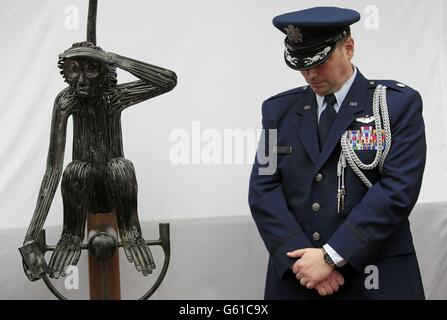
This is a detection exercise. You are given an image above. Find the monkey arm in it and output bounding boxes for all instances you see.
[24,90,73,244]
[59,47,177,110]
[109,53,177,111]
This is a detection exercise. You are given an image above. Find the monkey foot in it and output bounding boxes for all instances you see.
[121,230,156,276]
[48,233,82,279]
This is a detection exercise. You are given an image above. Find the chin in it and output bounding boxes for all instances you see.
[76,90,96,99]
[311,87,329,96]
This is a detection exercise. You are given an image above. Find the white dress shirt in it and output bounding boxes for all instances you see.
[316,66,357,121]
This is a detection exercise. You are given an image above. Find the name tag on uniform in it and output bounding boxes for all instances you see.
[348,126,386,150]
[274,146,293,154]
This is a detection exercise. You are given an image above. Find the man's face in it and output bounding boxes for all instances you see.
[63,58,104,98]
[300,37,355,96]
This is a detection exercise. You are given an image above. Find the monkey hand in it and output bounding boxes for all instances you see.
[48,233,82,279]
[19,239,46,281]
[119,226,156,276]
[59,47,114,64]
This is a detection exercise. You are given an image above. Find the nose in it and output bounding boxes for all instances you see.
[78,72,87,87]
[303,67,318,79]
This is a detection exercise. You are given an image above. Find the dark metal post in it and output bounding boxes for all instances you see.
[87,0,98,45]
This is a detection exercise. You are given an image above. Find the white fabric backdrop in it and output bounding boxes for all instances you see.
[1,0,446,229]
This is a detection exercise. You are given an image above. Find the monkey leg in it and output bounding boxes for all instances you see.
[104,157,155,276]
[48,160,94,279]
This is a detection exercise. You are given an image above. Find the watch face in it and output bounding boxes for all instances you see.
[323,251,335,265]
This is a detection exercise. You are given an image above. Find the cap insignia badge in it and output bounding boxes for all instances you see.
[285,25,303,44]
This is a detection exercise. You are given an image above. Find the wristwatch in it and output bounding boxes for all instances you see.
[322,247,335,266]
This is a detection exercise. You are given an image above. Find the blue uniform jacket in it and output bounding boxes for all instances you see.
[249,70,426,299]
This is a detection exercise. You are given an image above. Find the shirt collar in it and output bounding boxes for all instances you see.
[315,65,357,109]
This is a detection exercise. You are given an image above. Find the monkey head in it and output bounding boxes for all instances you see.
[58,41,117,99]
[63,58,104,98]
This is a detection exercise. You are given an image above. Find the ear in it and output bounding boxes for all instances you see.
[343,37,355,61]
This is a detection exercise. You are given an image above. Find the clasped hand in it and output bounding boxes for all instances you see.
[287,248,344,296]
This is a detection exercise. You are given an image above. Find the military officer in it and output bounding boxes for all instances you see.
[249,7,426,299]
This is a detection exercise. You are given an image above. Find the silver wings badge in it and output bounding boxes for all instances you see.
[355,116,375,124]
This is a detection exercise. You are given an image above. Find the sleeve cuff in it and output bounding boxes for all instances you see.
[271,231,314,279]
[323,243,347,267]
[327,221,376,272]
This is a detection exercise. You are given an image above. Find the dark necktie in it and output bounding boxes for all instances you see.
[318,93,337,149]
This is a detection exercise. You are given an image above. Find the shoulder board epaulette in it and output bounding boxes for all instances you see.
[265,85,309,102]
[367,80,414,93]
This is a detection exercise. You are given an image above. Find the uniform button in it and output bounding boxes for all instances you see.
[312,232,320,241]
[312,202,321,212]
[314,173,323,182]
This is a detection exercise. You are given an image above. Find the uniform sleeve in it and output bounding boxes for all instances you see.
[249,101,314,279]
[327,90,426,272]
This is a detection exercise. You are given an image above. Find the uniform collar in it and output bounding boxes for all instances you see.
[315,65,357,109]
[294,68,368,167]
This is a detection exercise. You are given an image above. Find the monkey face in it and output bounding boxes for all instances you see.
[63,58,105,98]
